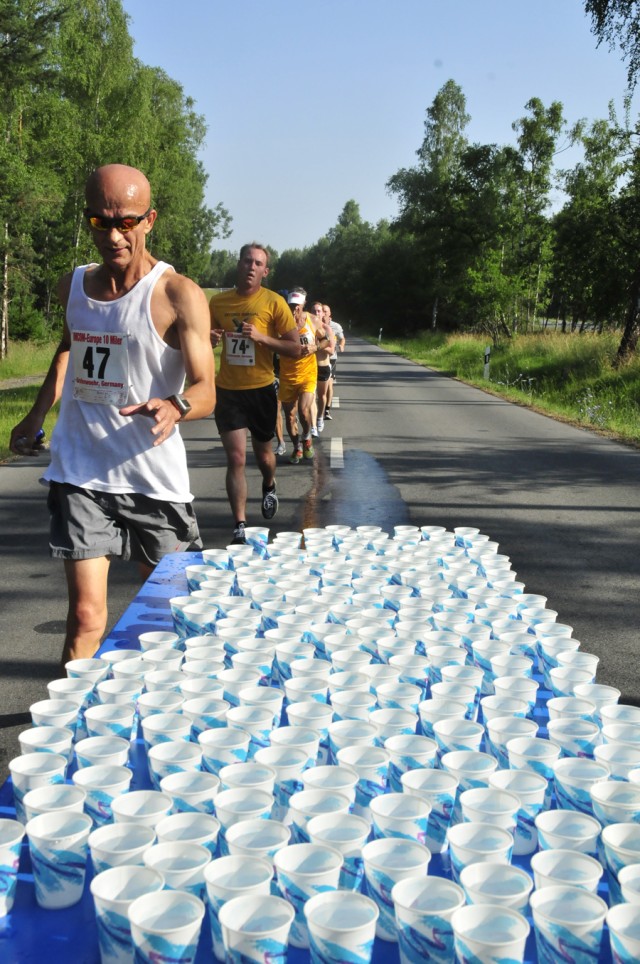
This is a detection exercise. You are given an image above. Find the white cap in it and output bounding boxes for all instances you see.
[287,292,305,305]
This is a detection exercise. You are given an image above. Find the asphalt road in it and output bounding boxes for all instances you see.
[1,336,639,778]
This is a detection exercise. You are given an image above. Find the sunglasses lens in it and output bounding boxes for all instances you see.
[86,213,146,232]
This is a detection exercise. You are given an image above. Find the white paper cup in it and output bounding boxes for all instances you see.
[307,811,371,892]
[601,822,640,904]
[618,863,640,904]
[25,810,92,908]
[225,817,290,862]
[603,722,640,750]
[488,768,548,855]
[446,822,513,883]
[96,677,142,707]
[301,763,359,806]
[65,656,110,684]
[594,742,640,781]
[607,902,640,963]
[218,894,294,964]
[9,751,67,823]
[253,745,307,820]
[138,630,180,651]
[553,757,610,814]
[110,790,173,828]
[336,745,389,817]
[22,783,86,822]
[29,697,81,732]
[479,695,529,724]
[155,811,220,856]
[71,763,132,827]
[273,842,342,947]
[84,702,136,741]
[270,725,320,769]
[88,822,156,875]
[459,786,519,835]
[370,791,431,844]
[417,697,467,740]
[535,809,601,854]
[90,864,165,964]
[392,874,464,964]
[305,890,379,964]
[400,768,458,854]
[547,718,601,758]
[432,717,484,757]
[214,787,273,854]
[142,669,184,692]
[362,837,431,942]
[143,840,211,896]
[237,685,283,726]
[74,735,130,769]
[384,734,437,792]
[530,847,604,892]
[140,711,191,750]
[287,788,351,844]
[128,889,205,964]
[485,715,538,768]
[18,725,74,762]
[506,735,561,785]
[590,779,640,828]
[219,761,277,795]
[198,726,250,775]
[226,704,274,758]
[159,770,220,815]
[451,903,530,964]
[530,884,607,963]
[0,818,25,916]
[459,861,533,914]
[204,854,273,959]
[137,690,185,720]
[147,739,203,789]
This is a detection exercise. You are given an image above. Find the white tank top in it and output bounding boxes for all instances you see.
[44,261,193,502]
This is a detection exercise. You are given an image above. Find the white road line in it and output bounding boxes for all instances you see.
[332,397,340,409]
[330,436,344,469]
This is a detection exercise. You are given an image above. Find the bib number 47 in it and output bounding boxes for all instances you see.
[82,345,110,379]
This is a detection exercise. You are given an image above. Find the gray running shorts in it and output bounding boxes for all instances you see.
[47,482,202,566]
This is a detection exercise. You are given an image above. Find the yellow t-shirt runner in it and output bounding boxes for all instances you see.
[210,287,296,390]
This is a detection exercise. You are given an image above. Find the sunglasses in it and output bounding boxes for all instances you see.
[84,206,152,232]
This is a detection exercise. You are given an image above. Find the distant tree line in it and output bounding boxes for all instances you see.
[205,76,640,365]
[0,0,230,356]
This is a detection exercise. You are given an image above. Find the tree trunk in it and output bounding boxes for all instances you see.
[1,222,8,360]
[616,262,640,365]
[431,296,438,330]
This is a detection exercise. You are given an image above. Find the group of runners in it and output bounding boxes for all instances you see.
[9,165,347,665]
[210,245,346,544]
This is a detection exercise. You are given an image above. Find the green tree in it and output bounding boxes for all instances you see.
[586,0,640,89]
[387,80,471,330]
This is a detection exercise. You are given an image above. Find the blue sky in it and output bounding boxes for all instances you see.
[122,0,635,255]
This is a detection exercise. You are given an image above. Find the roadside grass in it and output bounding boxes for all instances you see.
[375,330,640,447]
[0,341,59,461]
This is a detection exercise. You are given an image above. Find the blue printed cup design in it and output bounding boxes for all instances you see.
[553,759,610,816]
[602,824,640,905]
[530,885,607,964]
[204,856,273,959]
[9,752,67,824]
[392,877,465,964]
[218,894,295,964]
[446,823,513,885]
[274,843,342,948]
[198,729,250,775]
[0,819,25,917]
[26,811,92,909]
[91,865,164,964]
[305,891,378,964]
[452,904,530,964]
[607,904,640,964]
[128,890,205,964]
[362,838,432,942]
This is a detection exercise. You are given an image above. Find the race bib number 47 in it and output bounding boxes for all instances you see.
[71,330,129,405]
[224,330,255,366]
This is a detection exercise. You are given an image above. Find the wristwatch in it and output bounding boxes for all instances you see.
[166,394,192,420]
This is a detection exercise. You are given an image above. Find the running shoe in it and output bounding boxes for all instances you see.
[311,426,318,437]
[290,448,303,464]
[275,441,286,456]
[231,522,247,545]
[317,417,324,433]
[303,439,314,459]
[324,410,332,420]
[261,484,278,520]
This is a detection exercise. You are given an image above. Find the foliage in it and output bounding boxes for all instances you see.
[0,0,230,355]
[586,0,640,89]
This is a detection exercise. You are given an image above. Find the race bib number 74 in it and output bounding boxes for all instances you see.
[224,330,255,366]
[71,330,129,405]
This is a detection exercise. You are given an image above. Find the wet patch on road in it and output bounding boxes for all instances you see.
[301,447,410,532]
